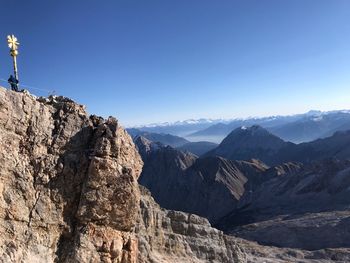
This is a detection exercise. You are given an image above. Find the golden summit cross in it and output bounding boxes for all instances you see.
[7,35,19,51]
[7,34,20,81]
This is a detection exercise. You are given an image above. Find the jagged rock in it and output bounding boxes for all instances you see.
[135,186,247,263]
[0,87,142,262]
[134,136,163,158]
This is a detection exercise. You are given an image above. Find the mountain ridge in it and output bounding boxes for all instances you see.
[205,125,350,165]
[127,128,189,147]
[186,110,350,143]
[177,141,218,156]
[205,125,292,164]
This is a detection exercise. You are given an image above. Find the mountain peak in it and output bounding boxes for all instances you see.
[134,135,163,158]
[239,124,267,133]
[222,125,283,145]
[205,125,289,164]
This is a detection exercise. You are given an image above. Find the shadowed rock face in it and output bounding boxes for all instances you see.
[136,136,267,223]
[0,87,143,262]
[217,159,350,250]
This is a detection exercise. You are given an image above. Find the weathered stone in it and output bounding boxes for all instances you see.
[135,186,247,263]
[0,87,142,262]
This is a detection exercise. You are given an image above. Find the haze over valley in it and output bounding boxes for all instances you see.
[130,109,350,145]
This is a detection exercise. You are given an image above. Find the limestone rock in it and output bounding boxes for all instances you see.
[0,87,142,262]
[135,186,247,263]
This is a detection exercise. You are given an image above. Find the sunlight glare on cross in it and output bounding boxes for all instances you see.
[7,35,19,51]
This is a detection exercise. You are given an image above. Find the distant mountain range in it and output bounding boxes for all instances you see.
[269,110,350,143]
[132,118,230,137]
[127,128,218,155]
[131,110,350,144]
[190,110,350,143]
[134,126,350,250]
[206,125,350,165]
[188,115,301,142]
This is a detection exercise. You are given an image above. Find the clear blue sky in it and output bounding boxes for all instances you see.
[1,0,350,126]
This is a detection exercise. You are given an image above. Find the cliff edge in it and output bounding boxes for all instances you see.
[0,87,142,262]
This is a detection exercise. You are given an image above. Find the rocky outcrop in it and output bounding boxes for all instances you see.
[134,136,163,158]
[136,187,246,263]
[0,87,143,262]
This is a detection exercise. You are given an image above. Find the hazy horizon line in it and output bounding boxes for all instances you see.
[126,108,350,128]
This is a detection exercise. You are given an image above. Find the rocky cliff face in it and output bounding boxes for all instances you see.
[136,186,246,263]
[0,87,142,262]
